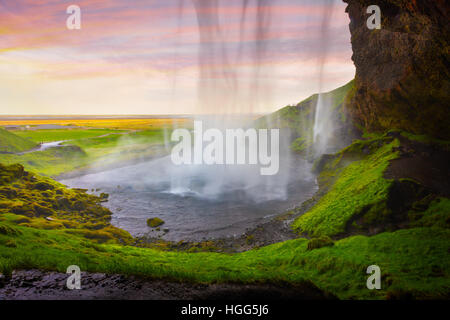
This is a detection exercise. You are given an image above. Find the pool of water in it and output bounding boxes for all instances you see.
[60,155,317,241]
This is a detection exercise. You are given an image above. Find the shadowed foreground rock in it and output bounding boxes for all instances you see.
[0,270,335,300]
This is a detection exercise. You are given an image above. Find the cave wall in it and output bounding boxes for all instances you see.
[343,0,449,139]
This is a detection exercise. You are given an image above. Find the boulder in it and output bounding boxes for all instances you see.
[147,217,165,228]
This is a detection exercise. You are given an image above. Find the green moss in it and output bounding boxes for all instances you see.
[409,197,450,229]
[292,138,400,237]
[0,157,448,299]
[400,131,450,149]
[0,224,21,236]
[245,235,255,245]
[291,137,312,154]
[0,217,448,299]
[307,236,334,250]
[0,163,132,244]
[147,217,165,228]
[0,117,449,300]
[4,239,17,248]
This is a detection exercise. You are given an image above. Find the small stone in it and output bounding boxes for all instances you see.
[146,217,165,228]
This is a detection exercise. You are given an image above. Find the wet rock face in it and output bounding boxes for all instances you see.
[343,0,450,139]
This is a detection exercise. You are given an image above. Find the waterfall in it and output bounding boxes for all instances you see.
[313,93,334,157]
[312,0,336,158]
[165,0,294,201]
[164,0,340,200]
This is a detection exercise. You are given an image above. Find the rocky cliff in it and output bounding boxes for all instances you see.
[343,0,449,139]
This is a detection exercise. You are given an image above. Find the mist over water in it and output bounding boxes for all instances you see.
[169,0,290,202]
[60,155,316,240]
[61,0,344,240]
[168,0,339,199]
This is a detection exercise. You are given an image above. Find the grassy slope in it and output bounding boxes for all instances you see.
[0,128,37,153]
[255,80,355,156]
[1,214,448,300]
[0,147,89,177]
[0,138,449,299]
[292,138,399,236]
[0,128,169,177]
[292,132,450,238]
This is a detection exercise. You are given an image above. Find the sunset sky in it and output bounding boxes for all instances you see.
[0,0,355,115]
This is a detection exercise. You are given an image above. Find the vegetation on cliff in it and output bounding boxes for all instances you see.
[293,136,399,237]
[293,132,449,239]
[0,163,132,244]
[255,80,357,158]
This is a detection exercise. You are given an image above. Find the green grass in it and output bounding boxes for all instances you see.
[0,131,449,299]
[292,138,400,237]
[0,146,88,177]
[0,214,448,299]
[0,128,170,177]
[68,129,166,151]
[14,128,124,143]
[64,128,169,172]
[0,128,37,153]
[1,103,449,299]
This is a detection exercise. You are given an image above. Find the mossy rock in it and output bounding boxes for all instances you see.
[33,204,54,217]
[0,163,24,184]
[0,224,21,236]
[99,193,109,202]
[11,204,35,217]
[56,197,71,209]
[147,217,165,228]
[0,186,17,198]
[72,200,86,211]
[33,181,54,191]
[307,236,334,251]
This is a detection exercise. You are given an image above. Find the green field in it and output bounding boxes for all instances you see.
[14,128,124,143]
[0,128,170,177]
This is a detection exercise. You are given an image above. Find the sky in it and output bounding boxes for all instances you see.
[0,0,355,115]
